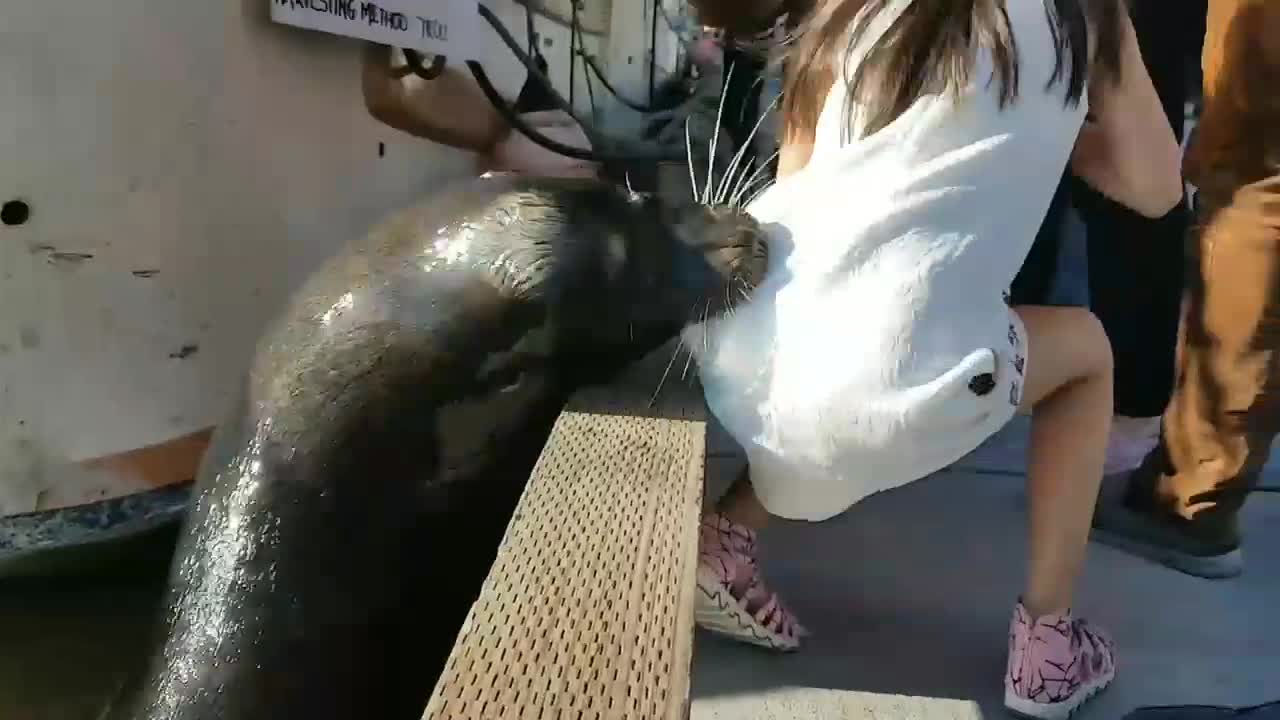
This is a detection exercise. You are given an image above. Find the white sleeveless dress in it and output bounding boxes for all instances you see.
[691,0,1089,522]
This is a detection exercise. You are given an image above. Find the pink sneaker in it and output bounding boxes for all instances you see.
[694,513,806,651]
[1005,602,1116,719]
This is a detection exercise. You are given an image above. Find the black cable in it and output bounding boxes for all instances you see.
[472,4,685,160]
[568,0,578,110]
[403,50,446,80]
[514,0,558,113]
[584,61,597,118]
[402,4,686,164]
[475,2,619,155]
[577,49,687,113]
[524,0,536,54]
[475,5,583,121]
[571,18,597,118]
[465,60,683,163]
[518,0,690,115]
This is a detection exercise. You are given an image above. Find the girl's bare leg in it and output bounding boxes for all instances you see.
[716,468,771,529]
[714,306,1114,617]
[701,304,1118,691]
[1012,305,1113,617]
[1005,305,1116,719]
[694,465,803,650]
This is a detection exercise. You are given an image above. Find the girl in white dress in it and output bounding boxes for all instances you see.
[687,1,1182,717]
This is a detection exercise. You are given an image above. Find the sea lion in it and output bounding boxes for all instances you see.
[111,173,767,720]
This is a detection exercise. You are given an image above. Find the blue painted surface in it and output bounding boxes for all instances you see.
[0,484,191,572]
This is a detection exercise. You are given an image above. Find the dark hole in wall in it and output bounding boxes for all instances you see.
[2,200,31,226]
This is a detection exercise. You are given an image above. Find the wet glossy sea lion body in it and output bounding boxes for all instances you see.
[112,174,767,720]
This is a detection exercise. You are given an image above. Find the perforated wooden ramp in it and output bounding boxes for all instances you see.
[423,343,706,720]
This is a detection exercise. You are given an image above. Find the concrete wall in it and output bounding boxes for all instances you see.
[0,0,632,489]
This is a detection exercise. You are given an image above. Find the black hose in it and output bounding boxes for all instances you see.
[470,4,684,163]
[571,18,598,117]
[561,0,689,114]
[568,0,578,109]
[524,0,536,53]
[403,49,446,80]
[397,4,685,165]
[476,4,583,123]
[577,49,687,113]
[465,60,684,163]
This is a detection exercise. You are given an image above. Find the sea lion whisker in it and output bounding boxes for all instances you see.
[685,119,700,201]
[736,74,767,128]
[650,336,685,407]
[715,147,755,208]
[732,148,778,204]
[702,300,711,355]
[744,180,777,208]
[681,343,695,380]
[689,310,712,377]
[716,92,782,205]
[704,60,736,206]
[746,184,774,207]
[731,171,773,210]
[729,150,779,208]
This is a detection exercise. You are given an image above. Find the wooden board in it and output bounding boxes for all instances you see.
[424,343,705,719]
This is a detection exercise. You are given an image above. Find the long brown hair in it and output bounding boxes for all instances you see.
[780,0,1125,151]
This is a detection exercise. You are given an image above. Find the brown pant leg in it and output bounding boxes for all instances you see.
[1147,176,1280,537]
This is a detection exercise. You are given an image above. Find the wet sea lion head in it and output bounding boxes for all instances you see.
[499,181,769,367]
[108,176,771,720]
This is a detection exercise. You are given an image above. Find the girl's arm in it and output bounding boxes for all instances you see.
[1069,10,1184,219]
[360,43,509,153]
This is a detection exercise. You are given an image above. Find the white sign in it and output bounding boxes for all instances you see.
[270,0,482,59]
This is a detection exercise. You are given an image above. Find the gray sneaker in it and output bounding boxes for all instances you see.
[1090,473,1243,579]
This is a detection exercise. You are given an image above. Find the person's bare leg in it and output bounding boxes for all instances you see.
[716,467,771,530]
[1004,305,1117,719]
[695,464,803,650]
[1013,305,1114,618]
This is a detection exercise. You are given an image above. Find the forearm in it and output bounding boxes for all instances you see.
[360,43,507,153]
[1070,12,1183,218]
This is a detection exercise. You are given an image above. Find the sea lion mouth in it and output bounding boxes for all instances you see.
[682,206,770,325]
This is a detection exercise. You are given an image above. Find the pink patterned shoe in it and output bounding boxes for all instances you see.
[694,513,806,651]
[1005,601,1116,719]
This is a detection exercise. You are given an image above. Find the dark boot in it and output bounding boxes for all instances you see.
[1091,453,1243,579]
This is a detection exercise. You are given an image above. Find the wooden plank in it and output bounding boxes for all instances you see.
[424,342,705,720]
